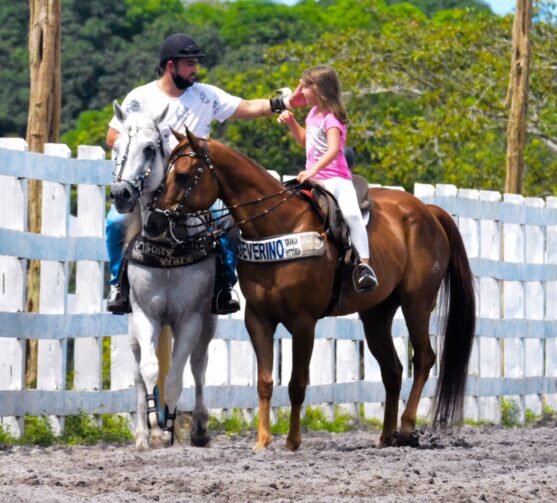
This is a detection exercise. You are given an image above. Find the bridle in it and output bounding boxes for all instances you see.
[113,124,165,196]
[154,138,306,237]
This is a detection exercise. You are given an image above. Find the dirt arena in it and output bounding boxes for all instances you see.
[1,423,556,502]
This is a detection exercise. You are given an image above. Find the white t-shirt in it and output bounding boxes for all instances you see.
[109,80,241,154]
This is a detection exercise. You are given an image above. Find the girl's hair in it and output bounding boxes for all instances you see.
[301,65,348,124]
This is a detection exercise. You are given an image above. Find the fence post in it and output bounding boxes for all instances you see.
[478,190,502,422]
[0,138,29,437]
[36,143,71,434]
[523,196,545,416]
[502,193,526,421]
[73,146,105,396]
[457,188,481,421]
[545,197,557,411]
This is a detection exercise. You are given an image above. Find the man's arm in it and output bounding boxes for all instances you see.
[106,127,119,150]
[229,81,306,120]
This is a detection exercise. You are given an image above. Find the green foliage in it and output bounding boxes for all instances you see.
[0,413,132,447]
[21,416,58,446]
[0,424,16,446]
[2,0,556,196]
[61,105,114,157]
[501,397,520,427]
[301,406,357,432]
[270,408,291,434]
[209,408,252,434]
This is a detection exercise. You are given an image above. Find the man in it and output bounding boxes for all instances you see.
[106,33,302,314]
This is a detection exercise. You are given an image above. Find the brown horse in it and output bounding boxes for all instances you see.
[155,129,476,451]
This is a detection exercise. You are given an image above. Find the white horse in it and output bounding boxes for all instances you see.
[110,101,217,449]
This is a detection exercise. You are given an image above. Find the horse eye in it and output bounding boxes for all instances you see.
[144,145,156,161]
[175,172,190,186]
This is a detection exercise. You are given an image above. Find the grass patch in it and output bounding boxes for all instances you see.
[301,406,357,433]
[209,408,251,435]
[270,408,290,435]
[0,413,132,447]
[501,397,520,427]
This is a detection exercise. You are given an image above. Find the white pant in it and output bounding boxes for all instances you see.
[317,177,370,260]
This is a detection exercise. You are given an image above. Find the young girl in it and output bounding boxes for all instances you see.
[278,65,378,292]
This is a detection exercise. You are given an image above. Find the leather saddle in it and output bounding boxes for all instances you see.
[286,174,373,258]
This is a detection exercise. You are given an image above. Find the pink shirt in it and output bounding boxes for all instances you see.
[305,107,351,180]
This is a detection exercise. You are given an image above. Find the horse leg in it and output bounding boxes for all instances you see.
[245,304,278,452]
[132,310,164,447]
[398,299,436,446]
[360,299,402,448]
[189,325,215,447]
[130,335,149,450]
[284,315,316,452]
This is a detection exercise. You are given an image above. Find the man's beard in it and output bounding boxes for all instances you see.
[171,71,196,90]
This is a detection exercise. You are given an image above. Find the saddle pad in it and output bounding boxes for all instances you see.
[237,232,325,262]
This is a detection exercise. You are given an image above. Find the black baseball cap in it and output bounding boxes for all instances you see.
[159,34,205,66]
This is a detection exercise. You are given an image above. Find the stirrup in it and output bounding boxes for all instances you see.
[107,286,131,314]
[211,288,241,315]
[352,263,378,293]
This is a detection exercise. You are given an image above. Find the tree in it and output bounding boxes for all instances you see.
[505,0,533,194]
[26,0,62,385]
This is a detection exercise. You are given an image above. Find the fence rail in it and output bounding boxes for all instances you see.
[1,139,556,437]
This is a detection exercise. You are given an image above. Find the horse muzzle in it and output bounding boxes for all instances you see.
[110,180,139,213]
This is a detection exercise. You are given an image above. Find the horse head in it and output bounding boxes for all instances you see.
[110,101,169,213]
[154,128,219,213]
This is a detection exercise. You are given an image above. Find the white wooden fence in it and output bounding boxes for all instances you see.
[0,140,556,437]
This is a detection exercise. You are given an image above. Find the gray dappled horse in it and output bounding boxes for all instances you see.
[110,102,217,449]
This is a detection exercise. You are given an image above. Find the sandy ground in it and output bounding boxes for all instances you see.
[0,424,556,503]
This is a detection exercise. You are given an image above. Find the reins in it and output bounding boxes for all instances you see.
[153,138,306,238]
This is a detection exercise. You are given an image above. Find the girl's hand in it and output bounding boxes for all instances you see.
[297,169,315,183]
[288,80,307,108]
[277,110,296,126]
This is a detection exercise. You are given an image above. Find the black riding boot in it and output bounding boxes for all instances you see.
[211,249,240,315]
[107,259,132,314]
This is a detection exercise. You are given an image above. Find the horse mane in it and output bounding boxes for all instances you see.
[210,139,286,190]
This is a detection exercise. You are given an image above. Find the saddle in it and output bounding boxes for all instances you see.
[286,174,373,258]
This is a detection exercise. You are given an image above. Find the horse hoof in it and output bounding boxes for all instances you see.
[396,430,420,448]
[285,437,301,452]
[378,432,398,448]
[190,432,211,447]
[252,435,272,453]
[135,435,149,451]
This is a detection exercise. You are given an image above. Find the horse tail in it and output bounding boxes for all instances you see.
[427,204,476,427]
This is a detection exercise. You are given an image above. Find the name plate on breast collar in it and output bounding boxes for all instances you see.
[237,232,325,263]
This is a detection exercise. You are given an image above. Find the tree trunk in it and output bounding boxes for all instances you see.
[25,0,62,386]
[505,0,533,194]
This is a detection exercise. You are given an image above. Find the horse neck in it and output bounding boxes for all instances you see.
[210,143,313,239]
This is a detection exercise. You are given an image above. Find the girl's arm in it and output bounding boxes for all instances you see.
[297,127,341,183]
[277,111,306,147]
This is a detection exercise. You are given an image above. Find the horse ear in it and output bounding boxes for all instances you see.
[113,100,126,123]
[185,127,202,153]
[171,128,186,143]
[153,104,170,126]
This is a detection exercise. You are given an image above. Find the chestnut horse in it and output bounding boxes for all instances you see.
[156,129,476,451]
